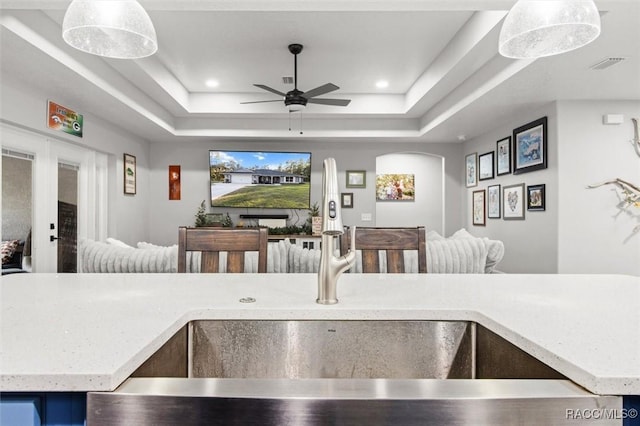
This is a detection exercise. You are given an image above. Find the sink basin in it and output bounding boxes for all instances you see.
[191,320,473,379]
[87,321,621,426]
[130,320,567,380]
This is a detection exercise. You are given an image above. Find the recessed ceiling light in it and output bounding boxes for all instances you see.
[205,79,219,88]
[375,80,389,89]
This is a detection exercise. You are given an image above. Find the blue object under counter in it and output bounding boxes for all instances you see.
[0,393,85,426]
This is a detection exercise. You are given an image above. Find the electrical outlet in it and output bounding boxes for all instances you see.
[361,213,372,221]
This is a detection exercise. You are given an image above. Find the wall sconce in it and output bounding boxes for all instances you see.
[499,0,601,59]
[62,0,158,59]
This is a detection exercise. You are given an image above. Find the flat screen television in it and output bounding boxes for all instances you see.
[209,150,311,209]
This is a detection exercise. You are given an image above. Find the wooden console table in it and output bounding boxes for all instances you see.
[267,234,322,249]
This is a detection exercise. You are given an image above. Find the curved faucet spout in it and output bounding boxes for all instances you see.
[317,228,356,305]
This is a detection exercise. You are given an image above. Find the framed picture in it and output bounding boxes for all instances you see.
[487,184,501,219]
[503,183,525,220]
[479,151,494,181]
[472,190,486,226]
[496,137,511,175]
[169,165,181,200]
[375,174,415,201]
[513,116,547,174]
[206,213,224,226]
[465,153,478,187]
[346,170,366,188]
[123,153,136,194]
[527,184,546,211]
[341,192,354,208]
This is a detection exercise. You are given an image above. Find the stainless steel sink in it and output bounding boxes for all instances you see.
[129,320,567,381]
[87,321,623,425]
[191,320,473,379]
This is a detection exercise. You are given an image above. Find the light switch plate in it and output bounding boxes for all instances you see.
[361,213,372,221]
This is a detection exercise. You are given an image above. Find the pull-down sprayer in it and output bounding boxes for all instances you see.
[317,158,356,304]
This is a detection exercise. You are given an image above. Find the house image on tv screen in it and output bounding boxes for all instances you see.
[223,168,306,185]
[209,150,312,209]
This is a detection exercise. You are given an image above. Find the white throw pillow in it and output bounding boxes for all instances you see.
[105,237,133,248]
[426,230,445,241]
[426,238,488,273]
[449,228,504,273]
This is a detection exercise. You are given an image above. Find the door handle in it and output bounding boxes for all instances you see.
[50,235,61,242]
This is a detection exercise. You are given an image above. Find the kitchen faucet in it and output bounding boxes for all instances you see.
[317,158,357,305]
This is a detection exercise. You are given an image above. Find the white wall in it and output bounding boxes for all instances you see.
[463,103,559,273]
[557,100,640,276]
[148,140,463,245]
[376,152,444,233]
[0,74,152,245]
[463,100,640,276]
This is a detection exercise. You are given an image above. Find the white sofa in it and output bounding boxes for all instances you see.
[78,229,504,274]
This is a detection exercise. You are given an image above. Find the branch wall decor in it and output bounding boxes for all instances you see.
[587,118,640,233]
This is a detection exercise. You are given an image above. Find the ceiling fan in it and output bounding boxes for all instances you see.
[241,43,351,112]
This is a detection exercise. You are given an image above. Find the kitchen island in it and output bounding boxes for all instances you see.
[1,273,639,424]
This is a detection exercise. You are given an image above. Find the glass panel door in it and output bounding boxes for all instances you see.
[1,150,34,272]
[57,162,79,273]
[2,123,108,272]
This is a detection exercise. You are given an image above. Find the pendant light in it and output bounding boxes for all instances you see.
[62,0,158,59]
[499,0,601,59]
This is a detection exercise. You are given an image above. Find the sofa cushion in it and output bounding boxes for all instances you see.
[426,238,488,273]
[79,240,176,273]
[450,228,505,273]
[80,238,291,273]
[1,240,19,265]
[288,243,322,273]
[106,238,133,248]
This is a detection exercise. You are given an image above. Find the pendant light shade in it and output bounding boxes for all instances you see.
[62,0,158,59]
[499,0,601,59]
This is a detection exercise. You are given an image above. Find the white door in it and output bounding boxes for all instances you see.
[47,146,85,273]
[1,123,107,272]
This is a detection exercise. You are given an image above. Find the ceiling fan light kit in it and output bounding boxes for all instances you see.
[499,0,601,59]
[242,43,351,111]
[62,0,158,59]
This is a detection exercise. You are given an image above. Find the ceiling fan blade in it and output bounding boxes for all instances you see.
[303,83,339,99]
[307,98,351,107]
[254,84,286,97]
[240,100,283,104]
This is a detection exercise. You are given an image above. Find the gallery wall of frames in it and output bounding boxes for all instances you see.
[465,116,548,226]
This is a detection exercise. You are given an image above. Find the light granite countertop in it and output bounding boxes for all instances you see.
[1,273,638,395]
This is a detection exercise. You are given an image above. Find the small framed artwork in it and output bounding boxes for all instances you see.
[527,184,546,211]
[479,151,495,181]
[341,192,354,208]
[123,153,136,195]
[503,183,525,220]
[346,170,366,188]
[496,137,511,175]
[487,184,501,219]
[465,153,478,188]
[375,174,415,201]
[513,116,548,174]
[169,165,181,200]
[206,213,224,226]
[472,190,486,226]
